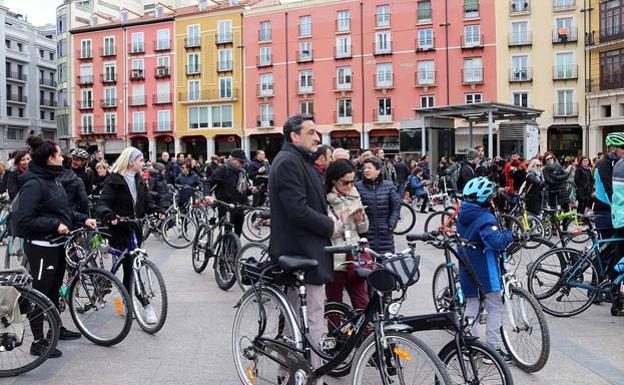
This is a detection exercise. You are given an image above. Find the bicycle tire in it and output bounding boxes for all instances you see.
[432,263,457,313]
[393,202,416,235]
[191,224,211,273]
[131,259,168,334]
[141,217,151,243]
[424,210,455,234]
[234,242,268,292]
[438,338,513,385]
[68,268,133,346]
[242,208,271,243]
[0,287,61,377]
[352,331,453,385]
[501,286,550,373]
[214,232,241,291]
[161,214,196,249]
[323,302,357,378]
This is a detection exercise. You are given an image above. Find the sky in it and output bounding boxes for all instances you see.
[3,0,61,26]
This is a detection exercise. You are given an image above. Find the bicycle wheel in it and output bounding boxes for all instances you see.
[191,224,211,273]
[500,285,550,373]
[512,214,546,247]
[393,202,416,235]
[438,339,513,385]
[235,242,268,292]
[505,237,555,280]
[214,232,241,291]
[161,214,196,249]
[141,217,151,243]
[131,259,168,334]
[68,268,133,346]
[432,263,457,313]
[424,210,456,233]
[352,331,453,385]
[323,302,357,378]
[232,287,297,385]
[0,286,61,377]
[527,248,598,317]
[242,208,271,243]
[563,217,591,245]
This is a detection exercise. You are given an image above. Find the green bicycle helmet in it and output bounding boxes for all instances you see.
[606,132,624,148]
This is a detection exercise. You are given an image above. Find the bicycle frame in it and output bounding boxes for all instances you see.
[563,237,624,293]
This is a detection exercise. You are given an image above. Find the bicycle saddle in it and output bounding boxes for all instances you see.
[278,256,318,273]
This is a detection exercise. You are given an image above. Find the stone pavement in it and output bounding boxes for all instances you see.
[1,220,624,385]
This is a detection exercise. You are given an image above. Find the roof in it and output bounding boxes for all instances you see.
[413,102,543,123]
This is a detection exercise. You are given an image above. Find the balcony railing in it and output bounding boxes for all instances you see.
[185,65,200,76]
[297,50,314,63]
[256,114,275,128]
[415,70,436,86]
[100,47,116,57]
[100,98,118,108]
[129,69,145,80]
[462,68,484,84]
[553,64,578,80]
[77,100,93,110]
[334,77,353,91]
[128,95,146,106]
[128,43,145,54]
[334,111,353,124]
[40,78,57,87]
[100,74,117,84]
[600,73,624,91]
[553,0,575,10]
[94,124,116,134]
[509,31,532,46]
[599,28,624,44]
[374,74,394,89]
[77,75,94,85]
[296,80,314,95]
[553,103,578,117]
[178,89,239,102]
[77,49,92,59]
[153,121,173,132]
[216,33,233,45]
[185,37,201,48]
[461,35,484,49]
[153,39,171,51]
[256,55,272,68]
[334,46,352,59]
[217,61,233,72]
[552,27,578,43]
[81,126,94,135]
[510,0,530,13]
[336,19,351,32]
[7,72,27,81]
[415,37,435,51]
[509,67,533,82]
[155,66,171,78]
[40,99,57,107]
[373,109,394,123]
[257,84,274,97]
[129,123,146,133]
[373,41,392,55]
[153,93,173,104]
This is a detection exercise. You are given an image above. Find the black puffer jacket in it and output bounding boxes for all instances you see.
[13,164,86,240]
[574,167,593,204]
[543,162,570,206]
[59,169,89,214]
[355,177,401,255]
[204,162,250,204]
[6,168,22,200]
[524,171,545,215]
[148,171,172,210]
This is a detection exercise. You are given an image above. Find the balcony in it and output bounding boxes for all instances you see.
[334,112,353,125]
[256,55,272,68]
[217,61,233,72]
[39,78,57,88]
[185,65,200,76]
[77,75,94,86]
[373,41,392,56]
[333,77,353,92]
[335,19,351,33]
[461,35,484,50]
[94,125,117,134]
[553,0,575,11]
[553,64,578,80]
[128,43,145,54]
[258,30,272,42]
[296,81,314,95]
[129,123,146,133]
[599,28,624,45]
[373,109,394,123]
[40,99,57,108]
[334,46,352,59]
[153,121,173,132]
[128,95,146,106]
[129,69,145,80]
[509,67,533,82]
[100,74,117,84]
[77,100,93,111]
[415,37,435,52]
[415,70,436,87]
[462,68,484,85]
[100,98,117,109]
[185,37,201,49]
[257,84,274,98]
[375,13,391,28]
[6,72,27,82]
[374,75,394,90]
[100,47,116,57]
[553,103,578,117]
[600,74,624,91]
[510,0,530,14]
[256,115,275,128]
[153,93,173,105]
[296,50,314,63]
[508,31,532,47]
[80,126,94,135]
[215,33,233,45]
[76,49,92,60]
[153,39,171,52]
[178,89,239,103]
[155,66,171,78]
[552,27,578,44]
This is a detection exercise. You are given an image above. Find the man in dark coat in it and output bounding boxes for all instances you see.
[393,156,409,198]
[268,114,338,371]
[247,149,270,206]
[457,149,480,194]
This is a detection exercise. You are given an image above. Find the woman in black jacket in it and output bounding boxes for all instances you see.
[355,157,401,255]
[6,149,31,200]
[523,159,545,216]
[542,151,570,211]
[574,156,594,214]
[13,138,96,357]
[148,162,173,210]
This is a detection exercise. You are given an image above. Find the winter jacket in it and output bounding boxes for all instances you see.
[0,172,6,194]
[523,171,545,215]
[5,168,22,200]
[149,172,173,210]
[247,159,270,183]
[355,177,401,255]
[394,161,409,183]
[418,161,431,180]
[543,162,570,206]
[574,167,593,204]
[90,173,109,196]
[327,186,369,271]
[175,171,201,205]
[204,163,250,205]
[408,174,427,197]
[59,168,89,214]
[456,201,514,297]
[72,166,92,196]
[456,161,476,194]
[13,164,87,241]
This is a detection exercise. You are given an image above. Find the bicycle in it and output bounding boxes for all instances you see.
[234,241,269,292]
[242,207,271,243]
[0,200,25,269]
[393,201,416,235]
[160,185,199,249]
[232,243,453,385]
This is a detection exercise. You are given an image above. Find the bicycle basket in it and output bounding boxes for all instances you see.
[381,253,421,288]
[240,258,294,287]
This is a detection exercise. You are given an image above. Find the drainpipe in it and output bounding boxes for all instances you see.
[123,26,128,147]
[285,12,289,116]
[239,12,245,154]
[582,1,592,155]
[444,0,450,105]
[360,1,365,148]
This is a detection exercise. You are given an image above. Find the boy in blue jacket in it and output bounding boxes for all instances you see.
[457,177,514,359]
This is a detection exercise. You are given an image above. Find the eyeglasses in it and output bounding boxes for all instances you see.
[545,157,554,161]
[339,179,355,186]
[535,164,543,168]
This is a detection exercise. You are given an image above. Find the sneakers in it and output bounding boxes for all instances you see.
[59,327,81,340]
[143,304,158,325]
[483,348,512,365]
[30,340,62,358]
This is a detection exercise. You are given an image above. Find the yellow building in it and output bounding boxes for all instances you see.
[586,0,624,156]
[495,0,586,157]
[174,2,245,161]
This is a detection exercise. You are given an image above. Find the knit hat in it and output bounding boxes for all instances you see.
[153,162,165,172]
[465,149,481,161]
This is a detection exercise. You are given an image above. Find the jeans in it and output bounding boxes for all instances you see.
[397,181,406,200]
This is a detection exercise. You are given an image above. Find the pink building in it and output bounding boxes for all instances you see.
[243,0,496,158]
[71,6,175,160]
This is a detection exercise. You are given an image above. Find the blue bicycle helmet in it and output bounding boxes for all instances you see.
[463,177,496,203]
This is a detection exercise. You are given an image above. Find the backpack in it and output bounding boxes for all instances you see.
[8,178,46,238]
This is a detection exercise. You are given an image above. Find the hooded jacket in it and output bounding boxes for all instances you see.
[456,201,514,297]
[59,168,89,214]
[149,171,173,210]
[327,186,369,271]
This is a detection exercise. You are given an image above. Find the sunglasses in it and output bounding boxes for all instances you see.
[339,179,355,186]
[546,157,554,161]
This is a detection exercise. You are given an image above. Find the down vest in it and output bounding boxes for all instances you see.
[355,178,401,255]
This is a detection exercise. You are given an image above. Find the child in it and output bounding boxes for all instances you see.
[457,177,514,360]
[408,167,430,213]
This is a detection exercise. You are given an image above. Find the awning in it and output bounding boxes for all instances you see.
[104,139,125,154]
[330,130,359,138]
[369,128,399,137]
[214,135,241,143]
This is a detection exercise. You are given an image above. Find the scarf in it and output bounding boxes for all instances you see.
[225,159,248,195]
[17,163,27,174]
[123,171,138,205]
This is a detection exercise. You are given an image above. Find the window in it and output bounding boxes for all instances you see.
[39,49,44,58]
[299,70,313,91]
[211,105,233,128]
[187,53,200,73]
[511,21,529,45]
[104,113,116,133]
[157,110,171,131]
[103,62,116,81]
[218,49,232,71]
[513,92,529,107]
[132,58,144,71]
[554,0,575,9]
[6,106,12,117]
[187,24,200,46]
[58,39,66,58]
[299,42,313,61]
[189,106,209,129]
[511,55,529,81]
[418,29,434,49]
[376,5,390,27]
[132,32,144,52]
[378,98,392,121]
[103,36,115,56]
[555,52,574,78]
[188,80,200,100]
[337,99,353,123]
[157,56,170,69]
[80,39,92,58]
[464,25,481,47]
[336,66,352,89]
[155,5,164,17]
[600,1,624,41]
[260,73,273,95]
[57,15,66,34]
[16,43,23,52]
[418,60,435,85]
[259,21,272,41]
[81,89,93,107]
[132,111,145,132]
[336,36,351,57]
[50,112,55,121]
[4,39,9,49]
[463,57,483,82]
[104,87,116,106]
[300,100,314,116]
[217,20,232,43]
[375,32,392,53]
[156,82,170,103]
[464,0,479,18]
[376,63,393,87]
[600,48,624,89]
[157,29,170,50]
[420,95,435,108]
[418,1,432,22]
[556,90,575,115]
[465,93,483,104]
[603,105,612,118]
[259,104,273,126]
[18,108,24,118]
[337,10,350,32]
[259,47,272,66]
[299,15,312,37]
[220,77,232,98]
[40,110,45,120]
[132,84,145,105]
[555,17,574,42]
[81,114,93,133]
[7,128,24,140]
